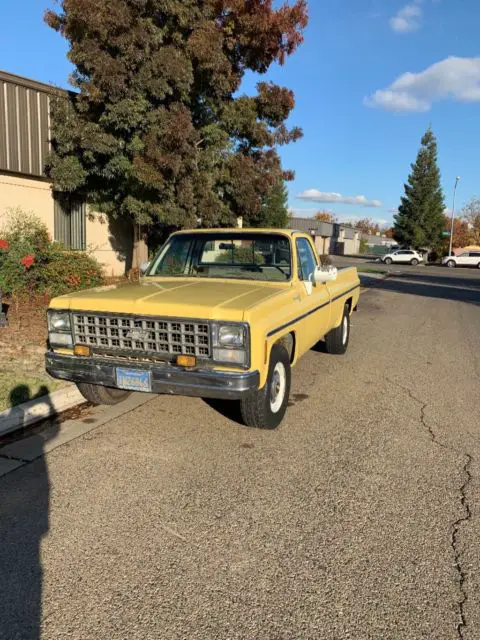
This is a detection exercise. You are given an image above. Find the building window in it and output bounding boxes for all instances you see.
[54,194,86,250]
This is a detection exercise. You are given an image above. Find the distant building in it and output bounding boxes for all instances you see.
[288,217,361,255]
[0,69,127,275]
[362,232,398,256]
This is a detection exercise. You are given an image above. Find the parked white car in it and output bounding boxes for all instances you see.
[442,251,480,269]
[380,250,424,266]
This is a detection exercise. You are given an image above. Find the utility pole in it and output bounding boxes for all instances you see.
[448,177,460,257]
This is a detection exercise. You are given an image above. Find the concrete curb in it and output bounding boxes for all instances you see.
[0,385,85,437]
[0,392,155,477]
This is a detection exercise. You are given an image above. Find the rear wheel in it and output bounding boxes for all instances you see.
[385,258,392,265]
[447,260,456,268]
[325,304,351,355]
[411,258,419,266]
[477,262,480,269]
[240,344,291,430]
[77,383,131,406]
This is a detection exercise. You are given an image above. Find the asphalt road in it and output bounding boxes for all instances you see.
[1,270,479,640]
[332,255,480,281]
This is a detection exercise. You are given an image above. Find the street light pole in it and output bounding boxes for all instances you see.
[448,177,460,257]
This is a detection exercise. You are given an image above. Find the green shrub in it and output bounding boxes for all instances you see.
[0,208,104,298]
[38,246,104,296]
[0,208,50,298]
[359,239,369,254]
[215,245,265,265]
[1,207,50,251]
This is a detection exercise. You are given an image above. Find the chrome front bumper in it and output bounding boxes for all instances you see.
[45,352,259,400]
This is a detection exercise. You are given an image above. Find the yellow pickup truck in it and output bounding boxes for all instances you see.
[46,229,360,429]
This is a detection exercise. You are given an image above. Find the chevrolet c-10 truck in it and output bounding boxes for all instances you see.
[46,229,360,429]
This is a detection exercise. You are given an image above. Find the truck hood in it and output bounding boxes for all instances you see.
[50,278,289,322]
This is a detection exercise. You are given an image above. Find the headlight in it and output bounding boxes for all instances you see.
[218,325,245,347]
[211,322,249,367]
[49,332,73,347]
[48,311,71,332]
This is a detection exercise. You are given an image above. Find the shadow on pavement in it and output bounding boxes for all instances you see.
[365,275,480,306]
[392,272,480,290]
[203,398,244,426]
[0,385,60,640]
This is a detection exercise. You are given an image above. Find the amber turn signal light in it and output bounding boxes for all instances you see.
[74,345,91,357]
[177,355,196,368]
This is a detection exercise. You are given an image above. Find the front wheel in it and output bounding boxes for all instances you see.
[325,304,351,355]
[447,260,456,268]
[77,383,131,406]
[384,258,392,265]
[240,344,291,430]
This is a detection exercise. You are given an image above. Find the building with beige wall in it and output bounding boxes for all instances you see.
[288,217,361,256]
[0,70,128,276]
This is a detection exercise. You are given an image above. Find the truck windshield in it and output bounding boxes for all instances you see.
[147,233,292,282]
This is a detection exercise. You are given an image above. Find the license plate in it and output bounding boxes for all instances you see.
[116,368,152,393]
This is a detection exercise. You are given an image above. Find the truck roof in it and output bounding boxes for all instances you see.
[173,228,303,237]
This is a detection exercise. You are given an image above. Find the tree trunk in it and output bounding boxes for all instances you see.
[132,223,148,270]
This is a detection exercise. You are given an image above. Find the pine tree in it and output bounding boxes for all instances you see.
[394,128,445,250]
[255,179,289,228]
[44,0,308,258]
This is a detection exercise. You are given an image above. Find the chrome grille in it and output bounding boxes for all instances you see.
[73,314,211,358]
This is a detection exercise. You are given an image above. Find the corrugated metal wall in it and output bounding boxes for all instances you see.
[54,194,86,250]
[0,75,51,177]
[70,197,86,250]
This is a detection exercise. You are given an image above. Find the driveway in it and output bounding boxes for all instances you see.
[1,270,479,640]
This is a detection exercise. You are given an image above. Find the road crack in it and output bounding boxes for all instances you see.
[387,379,473,639]
[451,454,472,640]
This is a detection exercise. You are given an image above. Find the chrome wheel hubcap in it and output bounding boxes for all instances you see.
[270,362,286,414]
[342,315,349,345]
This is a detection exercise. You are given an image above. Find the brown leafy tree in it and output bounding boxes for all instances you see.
[356,218,380,235]
[314,210,336,223]
[462,198,480,245]
[45,0,308,263]
[443,215,473,250]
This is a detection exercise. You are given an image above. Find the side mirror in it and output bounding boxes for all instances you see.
[313,266,338,284]
[140,261,151,274]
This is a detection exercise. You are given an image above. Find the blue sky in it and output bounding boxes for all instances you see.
[1,0,479,226]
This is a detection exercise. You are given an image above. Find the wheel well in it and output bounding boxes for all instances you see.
[276,331,296,364]
[345,298,353,313]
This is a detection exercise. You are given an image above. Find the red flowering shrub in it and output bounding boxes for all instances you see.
[0,209,104,297]
[21,254,35,270]
[37,246,103,296]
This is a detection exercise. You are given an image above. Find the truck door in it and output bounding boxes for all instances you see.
[295,237,331,356]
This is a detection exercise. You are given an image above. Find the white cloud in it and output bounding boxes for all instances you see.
[390,2,422,33]
[297,189,383,208]
[365,56,480,113]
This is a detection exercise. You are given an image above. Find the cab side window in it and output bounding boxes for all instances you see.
[296,238,318,281]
